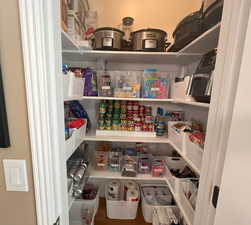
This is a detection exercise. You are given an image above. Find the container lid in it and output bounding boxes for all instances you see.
[173,11,202,38]
[94,27,125,35]
[132,28,167,36]
[122,17,134,26]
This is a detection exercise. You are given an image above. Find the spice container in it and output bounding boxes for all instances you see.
[109,148,122,172]
[152,158,166,177]
[134,118,142,132]
[95,151,108,170]
[138,153,151,174]
[98,72,113,97]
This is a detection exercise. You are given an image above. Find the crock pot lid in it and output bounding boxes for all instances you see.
[132,28,167,35]
[94,27,125,34]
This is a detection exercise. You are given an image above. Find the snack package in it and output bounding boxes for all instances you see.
[142,69,169,99]
[83,68,98,96]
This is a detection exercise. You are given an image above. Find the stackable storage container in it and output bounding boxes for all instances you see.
[165,157,197,193]
[141,184,173,223]
[105,181,140,220]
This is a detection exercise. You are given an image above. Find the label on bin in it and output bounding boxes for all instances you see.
[102,86,111,90]
[123,87,132,91]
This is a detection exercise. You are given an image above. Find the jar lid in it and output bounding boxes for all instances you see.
[122,17,134,26]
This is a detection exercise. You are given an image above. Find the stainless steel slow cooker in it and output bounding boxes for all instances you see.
[93,27,124,50]
[131,28,167,52]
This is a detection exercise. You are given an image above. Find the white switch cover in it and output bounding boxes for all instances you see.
[3,160,29,192]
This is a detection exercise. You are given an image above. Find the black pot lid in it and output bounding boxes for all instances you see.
[94,27,125,35]
[132,28,167,36]
[173,11,202,37]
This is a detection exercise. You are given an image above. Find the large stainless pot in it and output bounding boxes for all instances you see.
[131,28,167,52]
[93,27,124,50]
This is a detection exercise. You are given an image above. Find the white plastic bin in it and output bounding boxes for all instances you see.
[168,121,187,152]
[105,181,140,220]
[179,180,198,224]
[141,184,173,223]
[69,200,96,225]
[165,157,197,193]
[152,206,180,225]
[63,71,85,99]
[185,134,203,171]
[65,120,87,160]
[70,184,99,225]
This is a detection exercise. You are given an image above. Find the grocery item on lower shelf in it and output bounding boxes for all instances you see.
[141,184,174,223]
[106,180,140,219]
[142,69,169,99]
[152,206,180,225]
[97,100,157,135]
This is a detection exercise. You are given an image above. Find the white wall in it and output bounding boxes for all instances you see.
[89,0,202,42]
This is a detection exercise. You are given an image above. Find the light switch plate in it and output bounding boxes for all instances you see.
[3,159,29,192]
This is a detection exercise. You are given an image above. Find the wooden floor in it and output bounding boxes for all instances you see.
[95,198,150,225]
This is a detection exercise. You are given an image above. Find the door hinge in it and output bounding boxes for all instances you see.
[53,216,60,225]
[212,185,220,208]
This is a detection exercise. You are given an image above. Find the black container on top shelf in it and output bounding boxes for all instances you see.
[203,0,224,31]
[168,10,204,52]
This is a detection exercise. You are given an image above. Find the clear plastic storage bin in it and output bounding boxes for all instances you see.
[112,71,141,98]
[141,184,173,223]
[142,69,169,99]
[165,157,197,193]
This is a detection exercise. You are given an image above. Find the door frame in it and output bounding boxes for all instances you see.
[17,1,250,225]
[194,1,251,225]
[18,0,69,225]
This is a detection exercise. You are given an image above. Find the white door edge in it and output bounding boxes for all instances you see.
[194,1,251,225]
[18,0,68,225]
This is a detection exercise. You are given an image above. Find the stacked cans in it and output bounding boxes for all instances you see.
[98,100,155,132]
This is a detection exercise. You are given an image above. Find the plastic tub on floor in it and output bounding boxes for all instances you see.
[141,184,173,223]
[105,180,140,220]
[70,184,99,225]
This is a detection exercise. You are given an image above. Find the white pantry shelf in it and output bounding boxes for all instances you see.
[62,49,201,65]
[61,30,80,51]
[178,23,221,54]
[170,142,200,175]
[64,96,210,108]
[83,133,170,143]
[89,167,166,181]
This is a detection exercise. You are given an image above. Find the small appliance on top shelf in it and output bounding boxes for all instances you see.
[168,0,223,52]
[93,17,170,52]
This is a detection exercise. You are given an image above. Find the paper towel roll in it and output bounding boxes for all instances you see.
[108,180,120,200]
[124,181,136,190]
[126,189,139,202]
